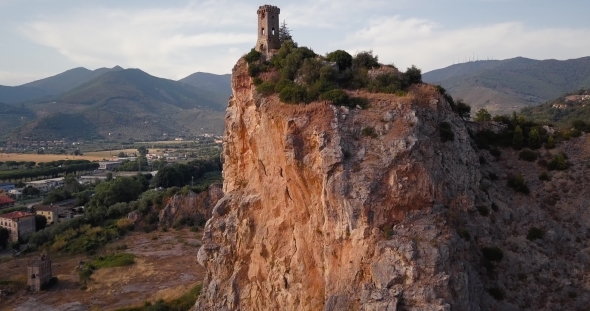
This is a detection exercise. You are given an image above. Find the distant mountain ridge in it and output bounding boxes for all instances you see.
[423,56,590,115]
[0,67,232,141]
[0,66,123,104]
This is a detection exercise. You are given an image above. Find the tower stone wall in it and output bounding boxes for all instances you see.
[255,5,280,55]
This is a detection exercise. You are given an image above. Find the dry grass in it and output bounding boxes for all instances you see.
[0,153,104,162]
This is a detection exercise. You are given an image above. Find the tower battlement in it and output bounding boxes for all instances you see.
[255,4,281,55]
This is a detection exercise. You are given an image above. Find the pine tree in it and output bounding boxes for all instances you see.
[545,136,556,149]
[528,128,541,149]
[279,20,292,44]
[512,125,524,150]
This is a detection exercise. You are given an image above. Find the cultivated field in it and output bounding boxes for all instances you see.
[0,149,138,163]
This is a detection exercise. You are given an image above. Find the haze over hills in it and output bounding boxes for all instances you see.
[0,66,124,104]
[423,56,590,115]
[0,67,232,141]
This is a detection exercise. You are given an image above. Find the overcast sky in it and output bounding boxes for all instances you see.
[0,0,589,85]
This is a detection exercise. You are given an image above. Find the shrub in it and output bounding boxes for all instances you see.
[477,206,490,216]
[545,136,556,149]
[361,127,378,138]
[489,287,505,300]
[527,227,545,241]
[457,229,471,241]
[489,148,501,158]
[475,108,492,122]
[455,100,471,120]
[326,50,353,71]
[320,89,350,106]
[91,253,136,268]
[116,218,135,231]
[512,126,524,150]
[518,149,538,162]
[352,51,379,69]
[368,72,402,93]
[507,174,529,194]
[403,65,422,85]
[274,79,296,93]
[349,97,370,109]
[244,49,262,63]
[256,81,276,95]
[572,119,586,131]
[482,246,504,262]
[252,77,263,86]
[539,172,550,181]
[279,85,308,104]
[528,128,542,149]
[439,122,454,142]
[548,153,568,171]
[491,202,499,211]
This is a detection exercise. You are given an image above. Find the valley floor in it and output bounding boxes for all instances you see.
[0,229,205,310]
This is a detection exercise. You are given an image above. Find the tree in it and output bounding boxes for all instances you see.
[90,177,144,208]
[23,186,40,196]
[403,65,422,85]
[528,128,541,149]
[475,108,492,122]
[352,51,379,69]
[35,215,47,231]
[456,100,471,120]
[74,149,81,156]
[118,151,126,157]
[512,125,524,150]
[279,20,292,44]
[154,166,183,188]
[326,50,353,71]
[137,146,148,156]
[106,172,113,181]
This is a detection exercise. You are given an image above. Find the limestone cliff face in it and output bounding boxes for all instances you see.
[196,59,487,310]
[158,184,223,228]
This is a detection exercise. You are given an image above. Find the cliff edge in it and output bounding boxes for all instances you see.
[195,58,490,310]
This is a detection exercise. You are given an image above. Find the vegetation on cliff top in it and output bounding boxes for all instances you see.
[245,40,423,107]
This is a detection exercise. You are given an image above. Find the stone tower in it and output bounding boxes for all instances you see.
[255,5,281,55]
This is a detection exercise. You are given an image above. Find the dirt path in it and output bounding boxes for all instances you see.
[1,229,205,310]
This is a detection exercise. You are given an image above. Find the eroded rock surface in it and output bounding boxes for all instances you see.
[195,59,590,310]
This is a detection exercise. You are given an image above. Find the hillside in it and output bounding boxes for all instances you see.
[0,102,35,134]
[9,69,227,141]
[423,57,590,114]
[178,72,232,102]
[0,66,122,104]
[521,89,590,127]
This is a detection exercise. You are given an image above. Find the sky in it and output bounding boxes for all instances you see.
[0,0,589,86]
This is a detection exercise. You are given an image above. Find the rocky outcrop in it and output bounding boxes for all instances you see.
[196,58,486,311]
[195,58,590,310]
[159,184,223,228]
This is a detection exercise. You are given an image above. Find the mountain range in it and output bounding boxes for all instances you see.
[0,67,231,141]
[423,56,590,115]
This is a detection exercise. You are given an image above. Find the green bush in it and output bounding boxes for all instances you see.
[518,149,538,162]
[571,119,587,131]
[361,127,378,138]
[545,136,556,149]
[456,100,471,120]
[482,246,504,262]
[274,79,296,93]
[439,122,454,142]
[527,227,545,241]
[548,153,568,171]
[326,50,353,71]
[512,125,524,149]
[367,72,402,94]
[507,174,529,194]
[528,128,542,149]
[349,97,370,109]
[320,89,350,106]
[252,77,263,86]
[403,65,422,85]
[256,81,276,95]
[352,51,379,69]
[244,49,262,63]
[279,85,308,104]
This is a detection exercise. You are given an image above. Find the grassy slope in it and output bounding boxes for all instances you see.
[521,90,590,127]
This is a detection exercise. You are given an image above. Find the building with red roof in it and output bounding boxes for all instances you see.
[0,196,15,208]
[0,211,35,243]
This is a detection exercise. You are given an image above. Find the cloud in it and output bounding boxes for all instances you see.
[19,2,257,78]
[345,16,590,71]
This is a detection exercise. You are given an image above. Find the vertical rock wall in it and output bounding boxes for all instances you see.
[195,59,486,310]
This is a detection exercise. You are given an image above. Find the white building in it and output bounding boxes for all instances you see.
[98,161,122,170]
[25,178,65,193]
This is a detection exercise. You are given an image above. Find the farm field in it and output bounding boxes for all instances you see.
[0,149,138,163]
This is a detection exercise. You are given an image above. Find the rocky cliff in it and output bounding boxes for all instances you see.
[195,58,590,310]
[158,184,223,229]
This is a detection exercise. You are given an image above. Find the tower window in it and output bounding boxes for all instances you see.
[261,28,265,35]
[272,28,275,35]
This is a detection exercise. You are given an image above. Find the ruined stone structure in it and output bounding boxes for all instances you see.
[255,5,280,55]
[27,254,52,291]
